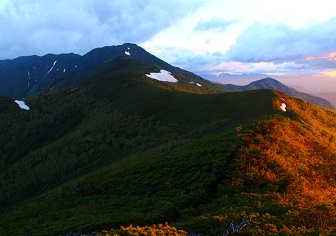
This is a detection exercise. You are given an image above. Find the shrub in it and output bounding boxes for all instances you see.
[100,222,187,236]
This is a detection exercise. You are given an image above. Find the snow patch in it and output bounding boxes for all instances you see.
[189,81,202,87]
[125,51,131,56]
[46,61,57,74]
[63,68,66,73]
[127,47,130,50]
[14,100,30,110]
[280,103,286,112]
[145,70,178,83]
[28,71,31,87]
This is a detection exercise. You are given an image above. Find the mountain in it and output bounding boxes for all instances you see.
[0,43,220,98]
[1,46,336,235]
[215,77,335,109]
[289,85,314,94]
[199,72,270,85]
[313,92,336,108]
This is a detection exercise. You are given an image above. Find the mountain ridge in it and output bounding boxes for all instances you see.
[313,92,336,108]
[0,43,218,98]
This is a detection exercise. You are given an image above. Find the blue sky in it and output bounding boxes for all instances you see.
[1,0,336,92]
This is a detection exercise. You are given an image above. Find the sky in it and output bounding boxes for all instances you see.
[1,0,336,92]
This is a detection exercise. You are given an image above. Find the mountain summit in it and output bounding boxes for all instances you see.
[215,77,335,109]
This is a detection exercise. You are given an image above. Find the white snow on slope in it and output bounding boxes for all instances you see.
[125,51,130,56]
[14,100,30,110]
[28,71,31,87]
[63,68,66,73]
[280,103,286,112]
[189,81,202,87]
[47,61,57,74]
[127,47,130,50]
[145,70,178,83]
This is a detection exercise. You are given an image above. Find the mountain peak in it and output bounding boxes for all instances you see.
[216,77,335,109]
[248,77,283,87]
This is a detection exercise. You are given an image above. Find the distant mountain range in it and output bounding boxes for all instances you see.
[215,77,335,109]
[199,72,270,85]
[313,92,336,108]
[1,44,334,110]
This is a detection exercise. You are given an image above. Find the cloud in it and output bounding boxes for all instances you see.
[194,17,239,31]
[145,44,225,73]
[173,54,209,66]
[0,0,204,59]
[148,44,307,76]
[210,61,305,75]
[227,17,336,65]
[168,48,224,72]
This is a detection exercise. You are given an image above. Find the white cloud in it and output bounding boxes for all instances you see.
[227,18,336,64]
[165,48,224,73]
[0,0,205,59]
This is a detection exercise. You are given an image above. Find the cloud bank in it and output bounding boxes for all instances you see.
[194,17,239,31]
[0,0,204,59]
[227,17,336,67]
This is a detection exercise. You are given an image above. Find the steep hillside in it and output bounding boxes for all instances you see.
[216,77,335,109]
[0,44,219,98]
[0,53,82,98]
[0,56,273,209]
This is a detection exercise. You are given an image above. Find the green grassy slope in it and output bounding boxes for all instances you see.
[2,98,336,235]
[0,57,274,210]
[1,57,336,235]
